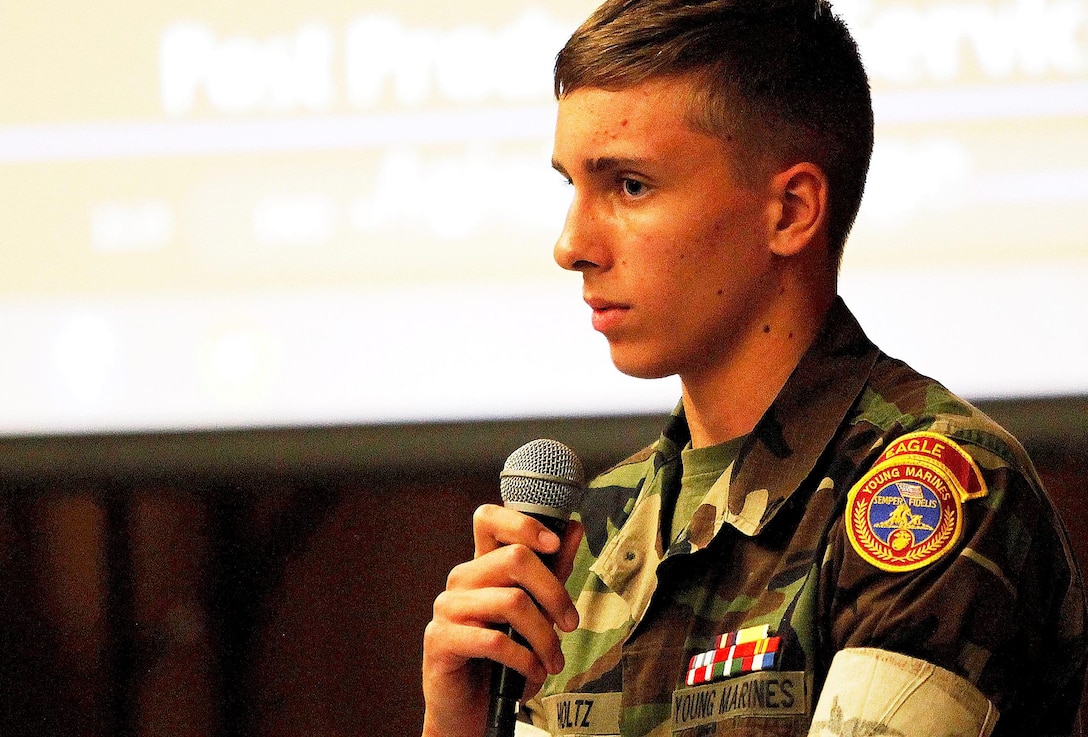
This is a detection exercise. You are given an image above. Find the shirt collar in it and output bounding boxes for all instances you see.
[658,297,880,537]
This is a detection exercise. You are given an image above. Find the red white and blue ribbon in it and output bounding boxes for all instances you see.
[686,627,780,686]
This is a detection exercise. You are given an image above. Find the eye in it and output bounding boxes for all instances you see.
[621,178,649,197]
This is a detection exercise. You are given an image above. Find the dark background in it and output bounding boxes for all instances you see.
[0,397,1084,736]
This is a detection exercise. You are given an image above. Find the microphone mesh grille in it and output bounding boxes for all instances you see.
[499,439,585,516]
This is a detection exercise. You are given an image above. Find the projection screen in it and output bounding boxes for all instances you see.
[0,0,1085,435]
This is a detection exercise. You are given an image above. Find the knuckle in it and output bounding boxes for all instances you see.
[431,589,453,618]
[502,586,533,613]
[472,503,498,528]
[505,543,537,567]
[422,619,448,652]
[445,561,471,589]
[482,627,508,652]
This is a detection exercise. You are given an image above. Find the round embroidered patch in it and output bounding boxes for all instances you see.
[846,457,963,572]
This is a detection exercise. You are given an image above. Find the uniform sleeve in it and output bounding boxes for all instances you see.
[820,440,1087,736]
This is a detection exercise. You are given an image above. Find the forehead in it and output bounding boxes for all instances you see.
[551,77,714,165]
[560,77,695,123]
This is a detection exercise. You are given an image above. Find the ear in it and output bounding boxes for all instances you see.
[767,162,828,258]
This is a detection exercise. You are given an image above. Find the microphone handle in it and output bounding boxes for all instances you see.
[484,511,570,737]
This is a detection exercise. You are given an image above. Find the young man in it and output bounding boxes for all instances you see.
[422,0,1087,735]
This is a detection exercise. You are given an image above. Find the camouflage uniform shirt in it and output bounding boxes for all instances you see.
[523,298,1086,737]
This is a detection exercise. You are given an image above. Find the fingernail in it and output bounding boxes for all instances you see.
[539,530,560,549]
[552,650,566,674]
[563,607,579,632]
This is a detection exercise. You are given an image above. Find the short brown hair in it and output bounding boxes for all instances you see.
[554,0,874,265]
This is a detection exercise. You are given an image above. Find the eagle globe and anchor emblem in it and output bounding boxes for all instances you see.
[873,482,937,551]
[846,458,963,572]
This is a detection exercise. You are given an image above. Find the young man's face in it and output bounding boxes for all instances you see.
[551,76,782,383]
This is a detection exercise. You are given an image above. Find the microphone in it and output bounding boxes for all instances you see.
[484,439,586,737]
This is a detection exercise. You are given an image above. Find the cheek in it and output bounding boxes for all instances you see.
[673,221,743,277]
[707,206,771,267]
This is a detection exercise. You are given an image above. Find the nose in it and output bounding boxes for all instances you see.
[553,197,607,273]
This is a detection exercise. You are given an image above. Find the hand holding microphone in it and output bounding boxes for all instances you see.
[421,440,585,737]
[485,440,585,737]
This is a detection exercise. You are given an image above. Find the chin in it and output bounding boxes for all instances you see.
[609,348,676,381]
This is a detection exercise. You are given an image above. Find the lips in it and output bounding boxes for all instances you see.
[585,296,630,334]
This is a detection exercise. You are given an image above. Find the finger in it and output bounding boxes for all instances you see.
[432,587,566,675]
[446,544,577,634]
[553,519,584,584]
[472,504,563,558]
[523,672,547,702]
[447,542,551,591]
[551,521,583,633]
[423,617,550,685]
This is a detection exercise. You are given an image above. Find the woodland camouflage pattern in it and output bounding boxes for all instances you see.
[522,298,1087,737]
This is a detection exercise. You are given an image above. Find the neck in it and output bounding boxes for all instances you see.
[681,275,835,448]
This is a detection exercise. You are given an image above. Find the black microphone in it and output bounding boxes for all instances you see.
[484,439,586,737]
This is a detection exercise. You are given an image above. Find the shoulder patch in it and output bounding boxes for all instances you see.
[876,431,988,500]
[846,455,965,572]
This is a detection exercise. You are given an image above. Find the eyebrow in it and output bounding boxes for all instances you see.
[550,156,649,177]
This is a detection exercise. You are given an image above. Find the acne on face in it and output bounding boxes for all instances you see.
[551,78,784,384]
